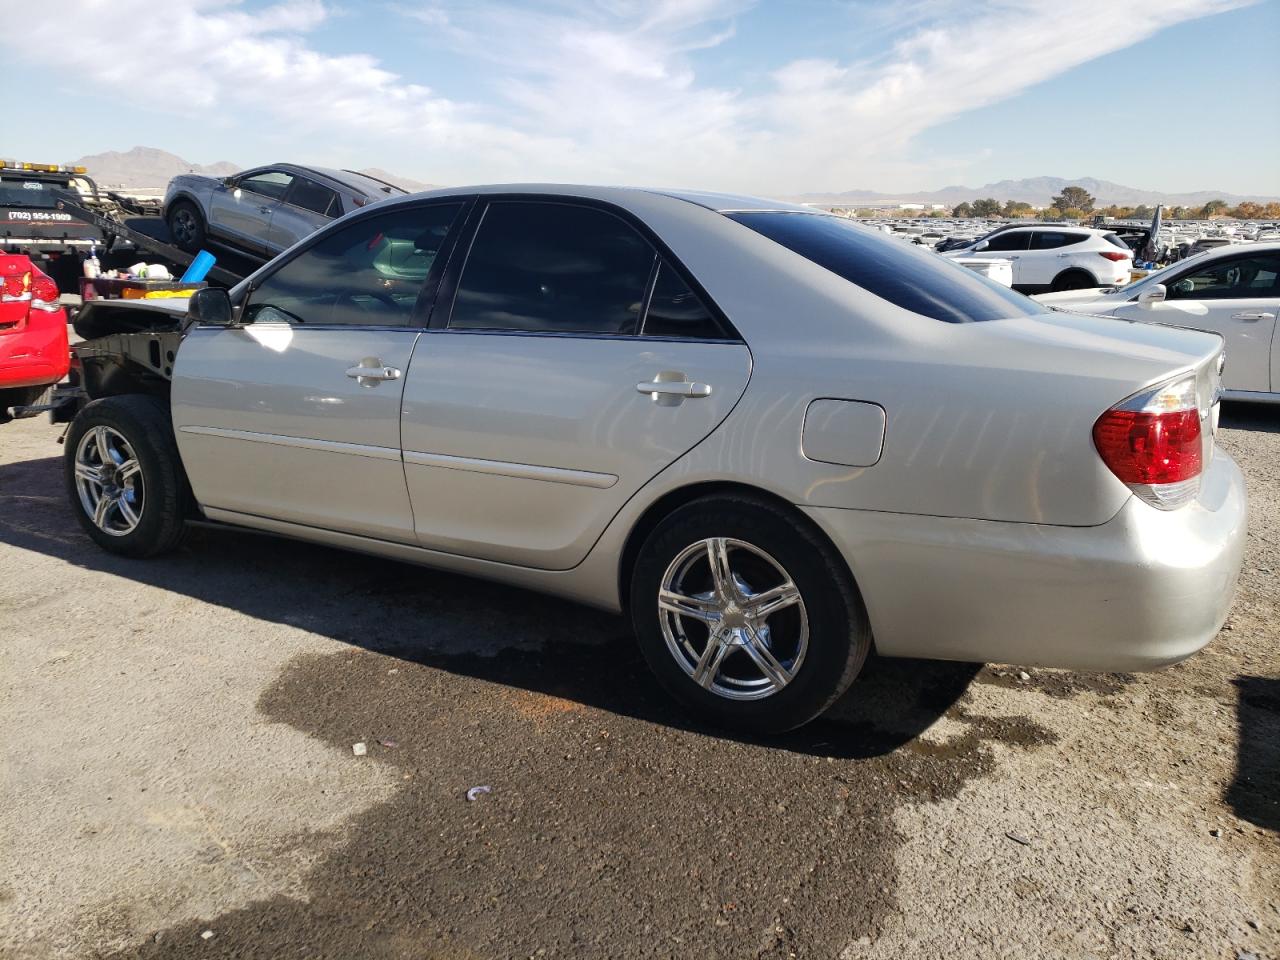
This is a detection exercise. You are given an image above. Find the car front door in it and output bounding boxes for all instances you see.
[400,198,752,570]
[171,199,468,542]
[1111,252,1280,393]
[975,230,1031,285]
[265,176,339,255]
[207,169,294,254]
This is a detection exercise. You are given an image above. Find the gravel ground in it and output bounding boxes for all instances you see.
[0,405,1276,960]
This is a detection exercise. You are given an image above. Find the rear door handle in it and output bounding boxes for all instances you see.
[637,373,712,406]
[1057,253,1071,257]
[346,358,402,385]
[1231,312,1275,321]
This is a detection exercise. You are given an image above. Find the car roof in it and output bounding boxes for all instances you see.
[261,164,408,198]
[350,182,818,215]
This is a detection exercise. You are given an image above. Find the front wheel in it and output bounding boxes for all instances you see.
[630,495,871,733]
[64,395,189,557]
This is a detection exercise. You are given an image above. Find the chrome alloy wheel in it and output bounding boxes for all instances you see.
[658,537,809,701]
[74,426,145,537]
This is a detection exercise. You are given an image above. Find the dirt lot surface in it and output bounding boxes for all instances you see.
[1,406,1277,960]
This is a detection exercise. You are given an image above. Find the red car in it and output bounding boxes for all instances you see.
[1,254,69,420]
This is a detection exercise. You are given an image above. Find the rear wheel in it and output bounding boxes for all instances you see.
[630,495,871,733]
[167,200,206,253]
[1051,269,1096,292]
[64,395,189,557]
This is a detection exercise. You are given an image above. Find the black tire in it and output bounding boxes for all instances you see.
[64,395,189,558]
[630,495,872,734]
[166,200,206,253]
[1050,270,1096,292]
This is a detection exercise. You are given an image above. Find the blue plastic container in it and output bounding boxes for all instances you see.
[181,250,216,284]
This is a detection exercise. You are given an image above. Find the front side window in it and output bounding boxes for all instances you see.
[238,171,293,201]
[287,178,339,217]
[729,212,1039,324]
[244,202,463,326]
[1031,231,1084,250]
[984,231,1031,252]
[1166,255,1280,301]
[449,201,654,335]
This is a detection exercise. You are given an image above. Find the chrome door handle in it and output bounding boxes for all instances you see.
[1231,312,1274,321]
[346,358,402,386]
[637,373,712,406]
[259,205,271,214]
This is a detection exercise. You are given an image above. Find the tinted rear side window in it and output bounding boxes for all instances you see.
[450,201,654,335]
[643,262,724,338]
[288,178,339,217]
[1030,231,1084,249]
[729,212,1039,323]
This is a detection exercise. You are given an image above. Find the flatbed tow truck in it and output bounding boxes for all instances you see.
[1,158,246,293]
[2,159,248,423]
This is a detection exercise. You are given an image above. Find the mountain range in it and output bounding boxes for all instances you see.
[794,176,1278,208]
[70,147,438,194]
[65,148,1275,208]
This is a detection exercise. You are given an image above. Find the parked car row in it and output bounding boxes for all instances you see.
[48,185,1246,732]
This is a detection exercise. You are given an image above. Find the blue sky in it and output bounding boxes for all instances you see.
[4,0,1277,196]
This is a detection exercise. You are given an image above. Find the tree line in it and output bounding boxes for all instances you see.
[844,185,1280,221]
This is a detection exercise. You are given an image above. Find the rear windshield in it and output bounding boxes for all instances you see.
[728,212,1039,323]
[1103,233,1131,249]
[0,180,62,209]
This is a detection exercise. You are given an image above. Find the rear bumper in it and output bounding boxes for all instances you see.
[803,450,1247,671]
[0,317,71,390]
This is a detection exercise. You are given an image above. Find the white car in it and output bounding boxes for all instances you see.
[943,226,1133,294]
[1037,241,1280,403]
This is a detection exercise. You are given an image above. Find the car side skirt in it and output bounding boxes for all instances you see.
[199,507,625,612]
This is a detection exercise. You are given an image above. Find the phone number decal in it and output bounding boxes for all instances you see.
[6,211,75,222]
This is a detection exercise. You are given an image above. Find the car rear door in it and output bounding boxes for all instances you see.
[265,176,339,255]
[207,169,293,254]
[400,198,752,570]
[172,199,468,542]
[1110,251,1279,393]
[1028,230,1086,287]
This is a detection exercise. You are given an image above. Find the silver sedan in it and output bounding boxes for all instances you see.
[63,186,1247,732]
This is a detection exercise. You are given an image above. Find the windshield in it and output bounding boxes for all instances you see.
[729,211,1040,323]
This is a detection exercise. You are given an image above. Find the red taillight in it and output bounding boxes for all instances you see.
[29,274,61,312]
[2,272,30,301]
[1093,376,1203,510]
[1098,250,1131,262]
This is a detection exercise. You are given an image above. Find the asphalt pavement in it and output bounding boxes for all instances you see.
[0,408,1276,959]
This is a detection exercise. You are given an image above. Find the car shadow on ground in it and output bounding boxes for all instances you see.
[0,454,980,760]
[1228,676,1280,831]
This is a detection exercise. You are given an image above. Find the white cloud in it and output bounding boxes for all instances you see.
[0,0,1257,192]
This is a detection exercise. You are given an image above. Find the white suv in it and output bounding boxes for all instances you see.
[943,226,1133,293]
